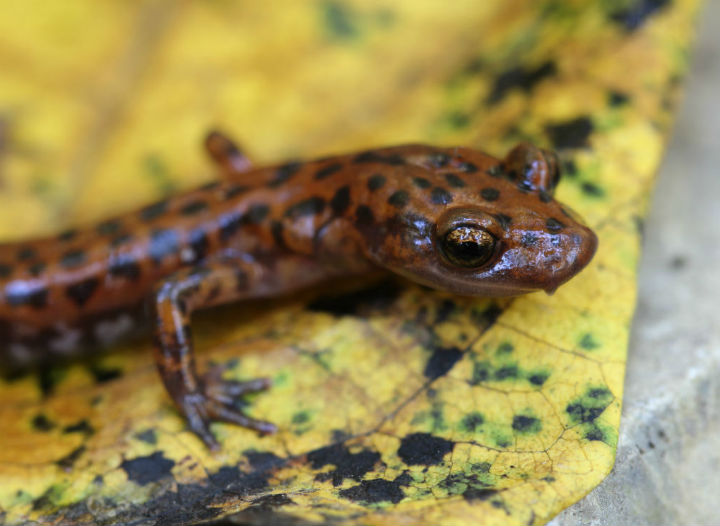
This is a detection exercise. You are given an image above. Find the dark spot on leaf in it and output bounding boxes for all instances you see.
[512,415,541,433]
[463,488,499,501]
[528,371,549,386]
[397,432,454,466]
[581,181,605,197]
[424,346,463,379]
[609,91,630,106]
[135,429,157,445]
[57,445,86,470]
[308,279,400,315]
[446,111,470,129]
[609,0,670,31]
[121,452,175,485]
[241,494,295,515]
[494,365,518,380]
[63,419,94,435]
[487,60,557,103]
[307,443,381,486]
[322,0,358,40]
[339,477,407,504]
[579,333,600,350]
[88,363,122,383]
[460,412,485,432]
[546,116,594,149]
[32,413,56,432]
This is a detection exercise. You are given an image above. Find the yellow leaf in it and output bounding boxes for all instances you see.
[0,0,702,524]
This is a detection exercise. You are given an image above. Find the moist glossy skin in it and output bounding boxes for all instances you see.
[0,132,597,448]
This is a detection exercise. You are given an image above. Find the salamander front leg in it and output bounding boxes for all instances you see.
[204,130,253,176]
[151,260,276,449]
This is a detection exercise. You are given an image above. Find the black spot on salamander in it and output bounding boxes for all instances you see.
[546,116,594,149]
[412,176,431,189]
[521,232,538,247]
[66,277,99,307]
[538,190,552,203]
[315,162,343,180]
[355,205,374,227]
[458,161,478,173]
[430,187,453,205]
[60,249,86,269]
[494,214,512,230]
[486,164,503,177]
[0,263,12,278]
[480,188,500,201]
[486,60,556,104]
[609,0,670,31]
[149,229,180,264]
[268,161,302,188]
[219,212,243,241]
[5,282,49,309]
[224,183,250,199]
[139,200,168,222]
[96,219,122,236]
[179,199,208,216]
[57,229,78,242]
[120,452,175,486]
[367,174,386,191]
[445,173,466,188]
[546,218,565,232]
[397,433,455,466]
[109,253,141,280]
[353,151,405,165]
[388,190,409,208]
[330,185,351,215]
[188,229,209,261]
[17,247,37,262]
[428,152,451,168]
[199,180,221,191]
[243,204,270,224]
[285,197,325,218]
[270,221,286,249]
[110,233,133,248]
[28,262,46,277]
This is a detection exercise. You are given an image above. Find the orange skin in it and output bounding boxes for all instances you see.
[0,132,597,448]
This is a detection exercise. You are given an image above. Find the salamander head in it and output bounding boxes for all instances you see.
[359,143,598,296]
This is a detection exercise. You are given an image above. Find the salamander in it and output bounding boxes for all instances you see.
[0,132,597,448]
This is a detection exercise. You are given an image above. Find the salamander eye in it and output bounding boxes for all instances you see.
[441,225,496,268]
